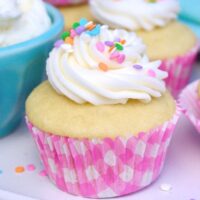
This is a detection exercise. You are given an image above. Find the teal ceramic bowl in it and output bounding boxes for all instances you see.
[0,4,64,137]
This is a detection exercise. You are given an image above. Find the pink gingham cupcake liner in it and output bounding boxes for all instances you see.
[179,80,200,133]
[44,0,87,6]
[26,105,180,198]
[160,44,199,98]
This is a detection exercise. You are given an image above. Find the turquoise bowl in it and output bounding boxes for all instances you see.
[0,4,64,137]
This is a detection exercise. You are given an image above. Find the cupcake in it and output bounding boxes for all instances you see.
[0,0,51,47]
[89,0,199,97]
[179,80,200,133]
[26,19,180,198]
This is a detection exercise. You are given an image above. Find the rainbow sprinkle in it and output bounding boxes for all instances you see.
[54,18,101,48]
[147,69,156,77]
[133,64,143,70]
[53,19,156,77]
[99,62,108,72]
[96,38,127,65]
[27,164,36,171]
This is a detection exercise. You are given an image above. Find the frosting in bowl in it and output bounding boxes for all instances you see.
[0,0,51,47]
[47,19,168,105]
[0,0,21,28]
[90,0,179,31]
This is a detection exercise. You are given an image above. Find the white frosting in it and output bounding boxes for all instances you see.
[90,0,179,31]
[47,25,167,105]
[0,0,51,47]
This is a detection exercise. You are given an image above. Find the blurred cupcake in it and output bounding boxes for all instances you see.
[26,20,180,198]
[90,0,199,97]
[0,0,64,136]
[44,0,87,6]
[179,80,200,133]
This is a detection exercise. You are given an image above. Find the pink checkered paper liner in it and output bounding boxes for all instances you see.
[26,106,180,198]
[44,0,87,6]
[160,44,199,98]
[179,80,200,133]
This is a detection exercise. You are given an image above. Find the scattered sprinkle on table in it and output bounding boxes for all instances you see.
[0,169,3,174]
[15,166,25,174]
[27,164,36,171]
[39,170,47,177]
[160,183,172,192]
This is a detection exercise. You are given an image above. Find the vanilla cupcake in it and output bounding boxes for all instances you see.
[90,0,199,97]
[26,20,180,198]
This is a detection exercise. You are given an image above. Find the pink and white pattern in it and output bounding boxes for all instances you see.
[160,44,199,98]
[26,107,180,198]
[44,0,87,6]
[179,80,200,133]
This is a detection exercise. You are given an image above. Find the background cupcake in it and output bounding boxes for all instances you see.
[26,20,180,198]
[89,0,199,97]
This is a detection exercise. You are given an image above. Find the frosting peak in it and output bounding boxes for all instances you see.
[90,0,180,31]
[47,19,168,105]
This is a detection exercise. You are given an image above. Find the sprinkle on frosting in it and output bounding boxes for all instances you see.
[55,19,128,67]
[133,64,143,70]
[99,62,109,72]
[48,19,168,105]
[55,18,101,48]
[96,38,127,65]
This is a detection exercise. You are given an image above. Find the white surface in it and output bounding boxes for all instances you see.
[0,63,200,200]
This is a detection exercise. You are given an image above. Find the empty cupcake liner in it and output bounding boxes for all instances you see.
[44,0,87,6]
[160,44,199,98]
[179,80,200,133]
[26,105,180,198]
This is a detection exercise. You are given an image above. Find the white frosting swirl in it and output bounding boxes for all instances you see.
[0,0,51,47]
[90,0,179,31]
[47,26,167,105]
